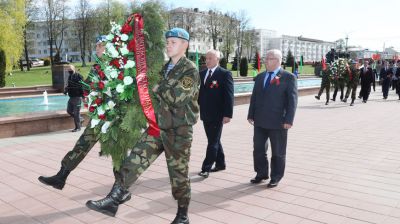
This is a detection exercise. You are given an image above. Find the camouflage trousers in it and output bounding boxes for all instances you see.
[61,125,98,171]
[119,126,193,207]
[344,82,358,100]
[317,79,330,102]
[61,125,126,182]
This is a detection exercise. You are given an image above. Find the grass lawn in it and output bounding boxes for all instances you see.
[4,62,94,87]
[3,62,317,87]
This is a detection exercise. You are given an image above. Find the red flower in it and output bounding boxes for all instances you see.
[98,81,105,90]
[127,39,135,52]
[270,77,280,86]
[99,114,106,120]
[121,23,132,34]
[90,82,95,90]
[118,71,124,80]
[112,36,120,43]
[89,106,96,113]
[83,91,89,97]
[94,64,101,71]
[122,57,127,65]
[109,59,120,68]
[95,98,102,105]
[98,71,105,80]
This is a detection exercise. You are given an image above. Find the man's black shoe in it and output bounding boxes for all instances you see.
[198,171,209,178]
[250,176,268,184]
[314,95,320,100]
[210,167,226,172]
[72,128,81,132]
[331,98,335,102]
[266,180,279,188]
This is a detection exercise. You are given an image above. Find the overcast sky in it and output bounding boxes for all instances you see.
[70,0,400,51]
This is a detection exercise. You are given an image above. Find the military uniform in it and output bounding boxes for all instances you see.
[344,64,360,106]
[119,56,200,207]
[315,68,331,105]
[331,76,345,101]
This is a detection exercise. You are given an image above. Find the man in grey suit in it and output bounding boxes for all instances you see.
[247,49,298,188]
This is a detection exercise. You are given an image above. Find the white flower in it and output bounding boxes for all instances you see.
[123,76,134,85]
[89,91,98,96]
[106,34,114,40]
[124,60,135,68]
[91,119,100,128]
[120,46,129,55]
[97,107,105,115]
[107,100,116,109]
[120,34,128,41]
[116,84,125,93]
[101,121,111,133]
[104,87,112,97]
[110,69,118,79]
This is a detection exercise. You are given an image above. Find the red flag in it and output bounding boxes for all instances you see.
[257,52,260,72]
[322,57,327,71]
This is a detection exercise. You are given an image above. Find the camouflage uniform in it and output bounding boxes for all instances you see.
[316,68,331,104]
[331,76,345,101]
[344,65,360,103]
[119,56,200,207]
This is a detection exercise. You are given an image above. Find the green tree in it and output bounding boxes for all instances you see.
[252,52,260,70]
[0,49,6,87]
[285,50,294,67]
[0,0,26,74]
[219,57,227,69]
[240,57,248,76]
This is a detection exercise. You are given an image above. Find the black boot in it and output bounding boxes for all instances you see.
[38,166,70,190]
[350,99,355,106]
[86,183,131,217]
[171,206,189,224]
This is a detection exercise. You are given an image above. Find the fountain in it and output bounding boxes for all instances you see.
[42,90,49,105]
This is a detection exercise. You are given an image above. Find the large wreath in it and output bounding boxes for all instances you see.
[82,14,159,169]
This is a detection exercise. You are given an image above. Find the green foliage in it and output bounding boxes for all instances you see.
[43,59,50,66]
[285,50,294,67]
[219,57,227,69]
[0,0,26,73]
[240,57,248,77]
[252,52,260,70]
[0,49,6,87]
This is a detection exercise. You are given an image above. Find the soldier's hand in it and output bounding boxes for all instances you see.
[283,123,292,129]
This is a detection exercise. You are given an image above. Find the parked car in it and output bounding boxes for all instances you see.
[30,58,44,67]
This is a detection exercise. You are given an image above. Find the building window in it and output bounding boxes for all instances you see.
[44,50,47,54]
[37,34,40,38]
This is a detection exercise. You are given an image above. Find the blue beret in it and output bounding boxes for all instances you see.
[165,28,190,41]
[96,35,107,44]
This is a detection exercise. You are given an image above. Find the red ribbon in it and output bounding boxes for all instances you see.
[131,13,160,137]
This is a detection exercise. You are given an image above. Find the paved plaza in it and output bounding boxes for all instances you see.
[0,87,400,224]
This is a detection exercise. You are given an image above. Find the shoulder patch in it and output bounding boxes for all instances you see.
[180,76,194,90]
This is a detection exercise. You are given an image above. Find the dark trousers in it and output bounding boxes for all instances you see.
[332,82,344,100]
[392,79,398,90]
[67,97,82,129]
[382,80,390,98]
[253,126,287,182]
[360,82,371,101]
[201,121,225,172]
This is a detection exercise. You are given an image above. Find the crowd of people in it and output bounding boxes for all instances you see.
[315,57,400,106]
[38,24,298,224]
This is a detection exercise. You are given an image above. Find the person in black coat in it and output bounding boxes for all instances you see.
[247,49,298,188]
[64,65,84,132]
[198,50,234,178]
[358,60,374,103]
[380,61,393,99]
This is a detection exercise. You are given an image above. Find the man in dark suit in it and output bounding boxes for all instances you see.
[380,61,392,99]
[247,49,298,188]
[358,60,374,103]
[198,50,234,178]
